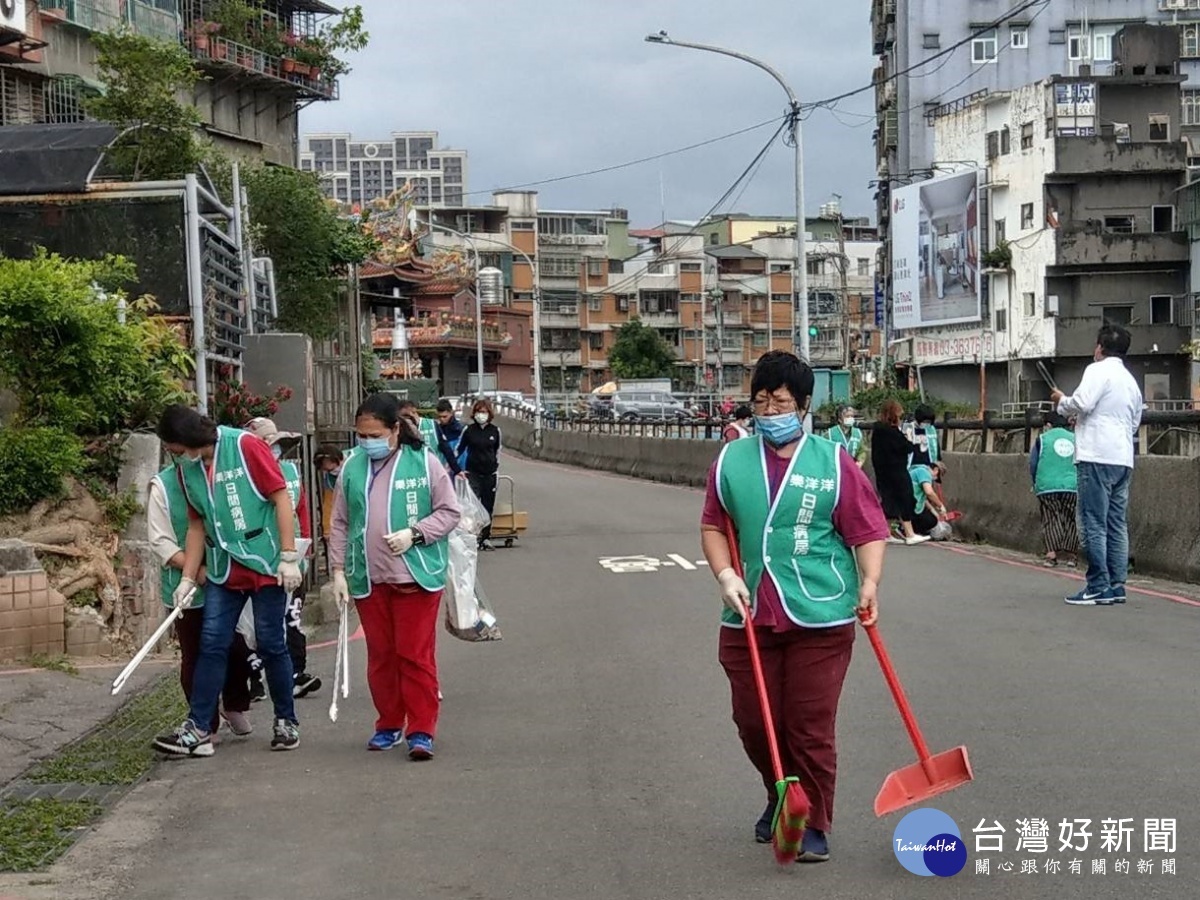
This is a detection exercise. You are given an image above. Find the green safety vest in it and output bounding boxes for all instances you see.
[910,466,934,515]
[716,435,859,629]
[919,423,940,464]
[417,416,447,465]
[828,425,864,459]
[178,426,283,584]
[152,466,199,608]
[279,459,308,575]
[1035,428,1077,494]
[340,445,448,596]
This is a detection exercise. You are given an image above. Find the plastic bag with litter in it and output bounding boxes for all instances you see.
[444,530,502,642]
[455,478,491,537]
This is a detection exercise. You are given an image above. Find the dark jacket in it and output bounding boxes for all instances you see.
[460,422,501,477]
[436,417,465,476]
[871,424,918,520]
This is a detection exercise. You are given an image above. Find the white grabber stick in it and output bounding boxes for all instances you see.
[111,588,194,695]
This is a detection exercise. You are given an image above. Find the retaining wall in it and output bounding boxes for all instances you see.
[500,417,1200,585]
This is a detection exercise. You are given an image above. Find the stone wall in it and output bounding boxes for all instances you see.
[499,417,1200,585]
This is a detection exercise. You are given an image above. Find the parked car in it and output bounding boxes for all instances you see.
[611,391,688,420]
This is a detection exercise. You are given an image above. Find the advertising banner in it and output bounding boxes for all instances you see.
[891,170,982,331]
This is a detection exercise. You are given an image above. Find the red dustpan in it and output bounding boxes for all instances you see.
[859,612,974,816]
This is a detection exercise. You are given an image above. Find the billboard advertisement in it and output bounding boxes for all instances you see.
[891,170,981,331]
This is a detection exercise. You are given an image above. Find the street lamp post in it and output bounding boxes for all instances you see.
[645,32,809,364]
[416,217,486,392]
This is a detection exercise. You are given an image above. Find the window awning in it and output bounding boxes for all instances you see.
[0,122,119,194]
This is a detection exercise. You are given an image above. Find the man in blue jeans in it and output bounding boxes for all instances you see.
[1051,325,1144,606]
[152,405,303,757]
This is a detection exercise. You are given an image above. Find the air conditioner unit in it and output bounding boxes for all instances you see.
[1162,0,1188,11]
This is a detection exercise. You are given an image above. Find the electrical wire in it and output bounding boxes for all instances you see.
[463,114,786,198]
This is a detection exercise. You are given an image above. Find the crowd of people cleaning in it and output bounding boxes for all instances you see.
[147,393,504,761]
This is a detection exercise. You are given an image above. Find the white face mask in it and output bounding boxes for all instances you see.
[474,412,490,426]
[843,417,855,428]
[270,444,283,460]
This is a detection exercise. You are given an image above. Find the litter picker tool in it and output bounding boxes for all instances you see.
[722,520,810,866]
[857,610,974,816]
[328,604,350,723]
[111,588,195,695]
[1035,360,1059,392]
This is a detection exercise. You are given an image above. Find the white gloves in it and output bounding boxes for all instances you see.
[331,569,350,609]
[384,528,414,556]
[172,577,198,609]
[716,567,751,616]
[277,551,303,593]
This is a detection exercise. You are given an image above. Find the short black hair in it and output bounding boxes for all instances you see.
[396,399,418,413]
[914,404,936,425]
[435,399,453,413]
[156,404,218,449]
[314,443,344,465]
[733,404,753,420]
[749,351,814,410]
[1044,411,1069,429]
[1097,324,1131,358]
[355,394,422,449]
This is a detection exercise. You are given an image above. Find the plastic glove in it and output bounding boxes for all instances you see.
[172,577,197,609]
[276,551,303,593]
[384,528,414,556]
[331,569,350,610]
[715,567,751,617]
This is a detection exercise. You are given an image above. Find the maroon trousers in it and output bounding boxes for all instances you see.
[176,607,253,734]
[718,623,855,833]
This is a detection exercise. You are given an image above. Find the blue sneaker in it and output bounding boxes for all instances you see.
[407,732,434,761]
[754,801,774,844]
[798,827,830,863]
[367,729,403,751]
[1064,588,1114,606]
[1109,584,1127,604]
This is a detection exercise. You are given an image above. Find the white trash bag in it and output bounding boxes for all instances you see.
[455,478,491,537]
[930,521,953,542]
[236,599,257,651]
[444,530,502,642]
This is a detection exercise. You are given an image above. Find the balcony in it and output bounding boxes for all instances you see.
[189,35,336,100]
[41,0,180,42]
[541,305,580,328]
[542,349,582,367]
[1054,228,1188,267]
[706,347,745,365]
[1052,137,1186,177]
[639,310,681,328]
[372,315,512,353]
[1055,318,1189,357]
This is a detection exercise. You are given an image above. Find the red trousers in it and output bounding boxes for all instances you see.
[175,607,252,734]
[355,583,442,736]
[718,623,855,833]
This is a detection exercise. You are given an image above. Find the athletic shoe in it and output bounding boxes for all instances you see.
[367,729,404,752]
[1042,558,1058,568]
[754,801,774,844]
[407,732,435,760]
[270,718,300,751]
[153,719,214,758]
[1064,588,1115,606]
[904,535,931,546]
[222,710,253,737]
[1109,584,1127,604]
[885,536,904,545]
[249,674,266,703]
[293,673,323,699]
[798,827,830,863]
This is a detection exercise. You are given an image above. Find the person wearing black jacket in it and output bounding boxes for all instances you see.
[870,399,930,546]
[434,399,465,476]
[459,398,502,550]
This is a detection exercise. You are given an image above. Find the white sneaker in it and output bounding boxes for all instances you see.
[904,535,931,546]
[885,536,904,545]
[222,710,253,737]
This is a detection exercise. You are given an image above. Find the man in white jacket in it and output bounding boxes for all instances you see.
[1050,324,1143,606]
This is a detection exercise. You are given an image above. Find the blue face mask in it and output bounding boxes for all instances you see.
[271,444,283,460]
[754,412,803,448]
[357,436,394,460]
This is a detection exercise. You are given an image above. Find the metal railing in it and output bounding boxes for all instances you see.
[43,0,181,41]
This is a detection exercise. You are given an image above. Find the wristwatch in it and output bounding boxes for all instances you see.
[411,527,425,547]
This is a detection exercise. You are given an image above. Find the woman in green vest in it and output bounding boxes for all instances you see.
[328,393,461,759]
[826,405,867,468]
[700,351,890,863]
[151,404,304,759]
[1030,411,1079,567]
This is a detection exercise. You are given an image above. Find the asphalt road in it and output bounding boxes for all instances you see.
[31,453,1200,899]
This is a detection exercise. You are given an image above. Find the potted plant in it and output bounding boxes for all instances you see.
[189,20,220,53]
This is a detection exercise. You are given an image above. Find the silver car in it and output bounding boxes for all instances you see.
[611,391,687,420]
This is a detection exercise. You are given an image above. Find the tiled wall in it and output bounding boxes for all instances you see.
[0,569,66,662]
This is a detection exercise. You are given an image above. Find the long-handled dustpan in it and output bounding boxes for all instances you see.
[859,611,973,815]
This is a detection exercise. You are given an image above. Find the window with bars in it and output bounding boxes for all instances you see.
[0,70,45,127]
[44,77,94,125]
[1184,91,1200,127]
[541,257,581,277]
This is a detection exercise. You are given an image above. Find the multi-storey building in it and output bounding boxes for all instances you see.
[901,25,1191,405]
[2,0,348,164]
[299,131,467,207]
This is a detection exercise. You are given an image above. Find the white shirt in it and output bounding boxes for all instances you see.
[1056,356,1143,468]
[147,478,184,566]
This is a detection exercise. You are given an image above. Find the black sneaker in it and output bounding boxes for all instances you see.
[271,718,300,751]
[1109,584,1127,604]
[754,801,774,844]
[249,674,266,703]
[153,719,214,758]
[798,827,830,863]
[293,673,322,698]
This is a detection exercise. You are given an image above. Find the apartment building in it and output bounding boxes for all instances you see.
[2,0,347,164]
[300,131,467,207]
[902,25,1191,406]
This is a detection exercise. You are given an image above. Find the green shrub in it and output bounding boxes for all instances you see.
[0,428,85,515]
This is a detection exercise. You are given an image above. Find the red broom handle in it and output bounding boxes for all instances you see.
[723,519,786,784]
[859,617,936,773]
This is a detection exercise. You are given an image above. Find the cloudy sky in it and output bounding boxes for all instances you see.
[303,1,878,227]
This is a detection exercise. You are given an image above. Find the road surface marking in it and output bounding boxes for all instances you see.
[668,554,697,570]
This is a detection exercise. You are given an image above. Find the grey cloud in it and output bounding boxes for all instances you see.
[304,0,877,224]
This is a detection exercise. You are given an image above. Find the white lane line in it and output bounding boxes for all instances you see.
[668,554,697,571]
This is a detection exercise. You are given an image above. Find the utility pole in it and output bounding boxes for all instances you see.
[836,201,850,370]
[709,287,726,398]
